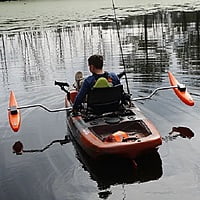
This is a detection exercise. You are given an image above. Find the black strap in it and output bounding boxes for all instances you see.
[93,71,109,80]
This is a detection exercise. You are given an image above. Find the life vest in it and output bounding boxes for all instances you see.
[93,71,113,88]
[93,77,112,88]
[103,131,128,142]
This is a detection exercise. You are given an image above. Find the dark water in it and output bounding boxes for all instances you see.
[1,0,200,199]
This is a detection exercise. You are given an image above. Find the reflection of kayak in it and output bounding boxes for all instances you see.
[168,71,194,106]
[65,89,162,160]
[72,136,162,189]
[12,136,162,189]
[8,91,21,132]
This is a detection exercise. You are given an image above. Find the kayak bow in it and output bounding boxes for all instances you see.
[168,71,194,106]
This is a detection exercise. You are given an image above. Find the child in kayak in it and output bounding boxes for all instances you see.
[73,71,84,91]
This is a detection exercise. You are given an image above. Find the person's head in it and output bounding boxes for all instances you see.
[75,71,83,81]
[88,55,103,73]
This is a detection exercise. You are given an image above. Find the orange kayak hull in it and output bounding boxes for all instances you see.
[65,96,162,160]
[8,91,21,132]
[168,71,194,106]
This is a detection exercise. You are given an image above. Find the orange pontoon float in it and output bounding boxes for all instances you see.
[8,91,21,132]
[168,71,194,106]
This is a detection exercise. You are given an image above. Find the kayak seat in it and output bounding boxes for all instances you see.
[87,84,123,115]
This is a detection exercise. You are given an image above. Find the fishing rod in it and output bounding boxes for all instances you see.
[111,0,130,94]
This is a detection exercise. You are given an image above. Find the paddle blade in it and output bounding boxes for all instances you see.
[8,91,21,132]
[168,71,194,106]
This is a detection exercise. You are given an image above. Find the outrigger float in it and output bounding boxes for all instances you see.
[8,72,194,160]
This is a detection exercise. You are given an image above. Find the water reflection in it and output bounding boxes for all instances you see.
[12,135,71,155]
[13,126,194,155]
[169,126,194,138]
[77,149,162,194]
[12,135,163,194]
[11,125,195,197]
[1,9,200,88]
[171,11,200,75]
[1,1,200,200]
[162,126,194,142]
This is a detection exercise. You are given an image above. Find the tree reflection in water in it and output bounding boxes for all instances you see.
[1,10,200,87]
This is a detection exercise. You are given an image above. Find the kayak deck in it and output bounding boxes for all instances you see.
[66,100,162,159]
[88,116,151,141]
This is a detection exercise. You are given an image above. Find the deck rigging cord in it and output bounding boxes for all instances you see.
[111,0,130,94]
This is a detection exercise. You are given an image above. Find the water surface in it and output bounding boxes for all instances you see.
[0,0,200,200]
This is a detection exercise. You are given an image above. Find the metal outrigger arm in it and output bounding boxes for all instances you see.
[8,104,72,113]
[131,85,181,101]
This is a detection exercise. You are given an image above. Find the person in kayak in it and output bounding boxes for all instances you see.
[73,54,121,111]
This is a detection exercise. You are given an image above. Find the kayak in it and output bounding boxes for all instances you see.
[8,91,21,132]
[168,71,194,106]
[65,90,162,160]
[6,72,193,159]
